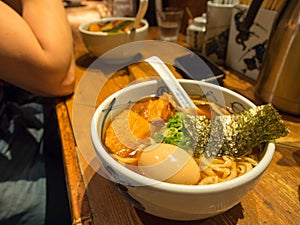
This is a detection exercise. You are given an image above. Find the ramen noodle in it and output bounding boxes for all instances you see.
[103,93,285,185]
[196,152,259,185]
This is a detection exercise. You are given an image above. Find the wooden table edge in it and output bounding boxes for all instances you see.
[56,101,94,225]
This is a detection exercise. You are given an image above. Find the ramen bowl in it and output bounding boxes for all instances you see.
[90,79,275,220]
[79,17,148,58]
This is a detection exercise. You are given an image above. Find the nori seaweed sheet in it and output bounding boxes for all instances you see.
[180,104,289,157]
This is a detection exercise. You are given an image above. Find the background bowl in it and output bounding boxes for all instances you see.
[79,17,149,58]
[90,79,275,221]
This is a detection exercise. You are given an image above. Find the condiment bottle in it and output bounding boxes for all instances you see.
[186,15,207,52]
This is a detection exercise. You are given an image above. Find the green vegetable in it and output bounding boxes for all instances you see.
[102,20,134,33]
[153,113,193,151]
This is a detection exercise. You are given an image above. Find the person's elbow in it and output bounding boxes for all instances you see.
[40,59,76,97]
[52,71,76,97]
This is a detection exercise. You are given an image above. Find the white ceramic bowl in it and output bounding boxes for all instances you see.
[90,79,275,221]
[79,17,149,58]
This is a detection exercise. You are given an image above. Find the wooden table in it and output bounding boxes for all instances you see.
[57,2,300,225]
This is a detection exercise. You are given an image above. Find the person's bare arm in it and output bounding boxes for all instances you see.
[0,0,75,97]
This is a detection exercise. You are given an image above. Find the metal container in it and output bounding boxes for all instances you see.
[255,0,300,116]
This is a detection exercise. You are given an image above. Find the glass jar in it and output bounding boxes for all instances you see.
[186,15,207,52]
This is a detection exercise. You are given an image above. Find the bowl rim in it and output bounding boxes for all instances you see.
[79,17,149,36]
[91,79,275,193]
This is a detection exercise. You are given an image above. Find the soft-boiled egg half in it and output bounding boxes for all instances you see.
[138,143,200,185]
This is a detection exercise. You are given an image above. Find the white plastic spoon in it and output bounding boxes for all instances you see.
[145,56,198,114]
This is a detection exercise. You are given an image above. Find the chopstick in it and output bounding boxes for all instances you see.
[185,7,193,21]
[240,0,287,11]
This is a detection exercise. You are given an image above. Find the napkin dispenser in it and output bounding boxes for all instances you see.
[255,0,300,116]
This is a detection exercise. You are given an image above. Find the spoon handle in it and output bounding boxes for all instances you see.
[145,56,197,113]
[133,0,149,29]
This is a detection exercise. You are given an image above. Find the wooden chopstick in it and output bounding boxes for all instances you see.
[239,0,287,11]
